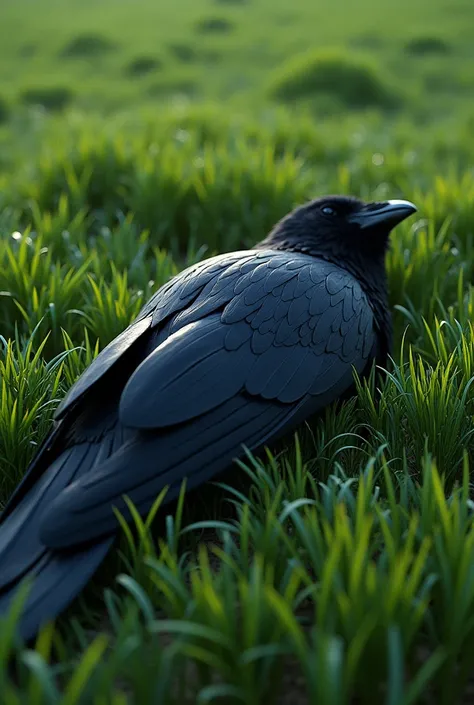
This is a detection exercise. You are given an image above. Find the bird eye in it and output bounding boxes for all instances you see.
[321,206,336,216]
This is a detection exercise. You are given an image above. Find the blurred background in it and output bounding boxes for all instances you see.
[1,0,472,128]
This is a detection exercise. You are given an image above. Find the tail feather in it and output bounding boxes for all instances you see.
[0,425,122,641]
[0,538,113,642]
[0,445,94,591]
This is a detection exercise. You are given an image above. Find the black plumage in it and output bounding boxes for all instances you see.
[0,194,416,640]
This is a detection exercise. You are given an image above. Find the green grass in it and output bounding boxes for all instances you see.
[2,104,474,704]
[268,49,401,109]
[1,0,474,701]
[0,0,474,122]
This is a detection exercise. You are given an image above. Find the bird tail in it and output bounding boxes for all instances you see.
[0,437,115,642]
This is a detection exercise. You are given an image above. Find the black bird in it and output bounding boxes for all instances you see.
[0,195,416,641]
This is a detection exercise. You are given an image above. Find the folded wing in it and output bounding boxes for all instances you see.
[38,252,375,549]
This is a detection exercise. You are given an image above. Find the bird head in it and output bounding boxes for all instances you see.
[262,195,417,264]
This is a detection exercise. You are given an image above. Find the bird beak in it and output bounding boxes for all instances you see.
[347,199,417,230]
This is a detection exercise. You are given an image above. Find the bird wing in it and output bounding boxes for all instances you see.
[0,251,257,519]
[38,251,376,549]
[54,250,256,420]
[119,253,374,425]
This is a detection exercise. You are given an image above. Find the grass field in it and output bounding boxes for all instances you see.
[1,0,474,121]
[1,0,474,702]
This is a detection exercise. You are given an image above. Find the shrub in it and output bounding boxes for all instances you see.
[125,56,162,77]
[168,43,197,63]
[20,86,73,111]
[60,33,117,58]
[405,36,451,56]
[268,49,399,109]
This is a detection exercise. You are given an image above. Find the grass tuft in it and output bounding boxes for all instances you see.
[168,43,198,63]
[20,86,74,111]
[59,33,117,59]
[125,56,163,77]
[405,36,452,56]
[268,49,400,109]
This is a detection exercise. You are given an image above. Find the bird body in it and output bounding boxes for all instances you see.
[0,195,416,640]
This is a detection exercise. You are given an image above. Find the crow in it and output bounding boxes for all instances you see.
[0,195,416,641]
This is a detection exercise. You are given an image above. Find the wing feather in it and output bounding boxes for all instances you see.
[119,255,374,428]
[38,251,377,549]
